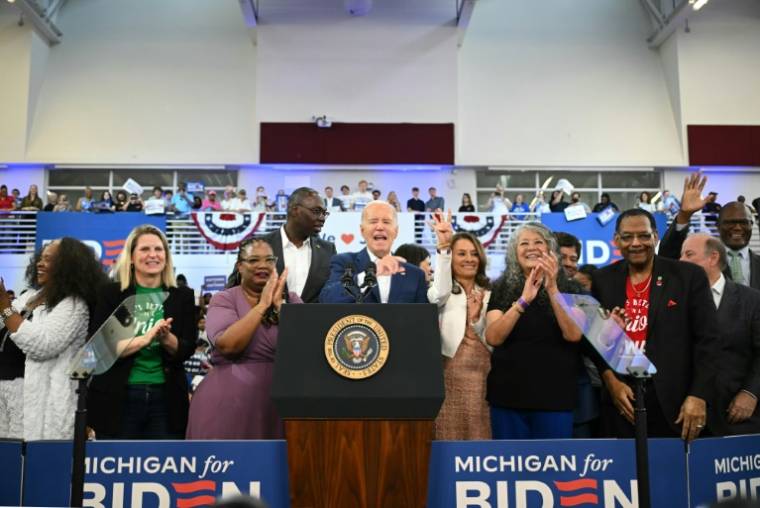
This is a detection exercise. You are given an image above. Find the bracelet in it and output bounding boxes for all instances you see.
[741,389,758,400]
[517,297,529,311]
[437,243,451,252]
[511,302,525,314]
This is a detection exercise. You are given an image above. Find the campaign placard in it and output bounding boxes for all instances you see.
[23,440,289,508]
[689,434,760,507]
[427,438,687,508]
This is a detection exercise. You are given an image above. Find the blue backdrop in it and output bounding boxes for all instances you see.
[540,212,668,267]
[35,212,166,269]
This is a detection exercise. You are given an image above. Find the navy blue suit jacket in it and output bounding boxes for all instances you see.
[319,248,428,303]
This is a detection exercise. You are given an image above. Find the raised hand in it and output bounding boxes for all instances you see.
[521,266,543,304]
[257,271,278,310]
[467,287,484,323]
[272,268,289,311]
[428,208,454,249]
[536,252,559,292]
[676,172,708,224]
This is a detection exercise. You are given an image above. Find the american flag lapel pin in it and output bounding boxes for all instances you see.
[656,276,663,286]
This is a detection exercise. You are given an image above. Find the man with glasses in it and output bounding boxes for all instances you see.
[590,208,720,441]
[659,173,760,290]
[262,187,336,303]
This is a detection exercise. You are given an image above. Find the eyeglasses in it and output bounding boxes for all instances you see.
[296,204,330,218]
[239,255,278,266]
[617,233,654,243]
[721,219,753,227]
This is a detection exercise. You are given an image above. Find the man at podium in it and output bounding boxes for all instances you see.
[320,201,428,303]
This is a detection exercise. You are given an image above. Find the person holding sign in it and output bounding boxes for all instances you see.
[485,223,584,439]
[428,210,492,440]
[87,225,197,439]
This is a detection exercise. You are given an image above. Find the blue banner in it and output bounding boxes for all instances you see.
[35,212,166,269]
[540,212,668,267]
[0,440,22,506]
[23,440,289,508]
[689,435,760,507]
[427,439,687,508]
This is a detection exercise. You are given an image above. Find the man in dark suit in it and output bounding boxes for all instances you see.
[262,187,336,303]
[659,173,760,290]
[323,186,345,212]
[591,208,720,441]
[320,201,428,303]
[680,233,760,436]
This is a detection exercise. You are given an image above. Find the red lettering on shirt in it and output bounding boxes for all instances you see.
[624,276,651,350]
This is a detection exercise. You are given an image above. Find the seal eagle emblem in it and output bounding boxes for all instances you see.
[324,315,389,379]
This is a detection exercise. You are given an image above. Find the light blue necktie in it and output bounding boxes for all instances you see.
[728,250,746,285]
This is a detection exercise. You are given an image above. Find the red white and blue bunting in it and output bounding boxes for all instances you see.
[450,213,508,248]
[191,212,266,250]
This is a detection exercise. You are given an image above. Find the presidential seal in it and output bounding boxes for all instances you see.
[324,315,389,379]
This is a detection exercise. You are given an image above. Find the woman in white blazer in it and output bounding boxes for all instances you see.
[427,210,492,440]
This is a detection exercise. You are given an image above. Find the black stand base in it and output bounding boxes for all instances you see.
[633,377,651,508]
[70,377,89,507]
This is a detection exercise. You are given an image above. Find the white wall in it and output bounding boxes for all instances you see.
[676,0,760,132]
[0,5,32,162]
[25,0,257,165]
[457,0,683,167]
[255,0,457,124]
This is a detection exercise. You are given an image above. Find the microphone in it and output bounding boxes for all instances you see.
[363,262,377,289]
[341,264,355,288]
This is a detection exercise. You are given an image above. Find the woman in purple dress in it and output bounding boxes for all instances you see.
[186,239,298,439]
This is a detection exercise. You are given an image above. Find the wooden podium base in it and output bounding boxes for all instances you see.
[284,419,433,508]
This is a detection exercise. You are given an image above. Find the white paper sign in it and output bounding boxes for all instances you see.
[320,212,415,254]
[555,178,574,195]
[143,199,166,216]
[123,178,144,196]
[564,204,588,222]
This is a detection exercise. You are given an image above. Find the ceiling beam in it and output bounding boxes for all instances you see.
[647,0,702,48]
[238,0,258,45]
[12,0,63,45]
[457,0,476,48]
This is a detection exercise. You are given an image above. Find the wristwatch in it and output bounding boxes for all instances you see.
[0,306,14,328]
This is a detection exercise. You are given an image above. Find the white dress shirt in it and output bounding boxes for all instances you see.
[711,273,726,309]
[280,226,311,297]
[357,250,391,303]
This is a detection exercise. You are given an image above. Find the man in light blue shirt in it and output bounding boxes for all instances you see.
[171,183,193,216]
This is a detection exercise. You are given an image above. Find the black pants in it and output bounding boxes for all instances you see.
[599,382,679,438]
[97,384,183,440]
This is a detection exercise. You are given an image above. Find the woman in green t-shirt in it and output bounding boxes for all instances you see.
[87,225,197,439]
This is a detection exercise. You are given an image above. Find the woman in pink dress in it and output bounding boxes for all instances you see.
[186,239,298,439]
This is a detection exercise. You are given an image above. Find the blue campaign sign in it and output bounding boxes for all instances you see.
[23,440,289,508]
[427,438,687,508]
[35,212,166,269]
[689,435,760,507]
[0,440,23,506]
[540,212,668,267]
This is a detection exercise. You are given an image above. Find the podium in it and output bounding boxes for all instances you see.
[272,303,444,508]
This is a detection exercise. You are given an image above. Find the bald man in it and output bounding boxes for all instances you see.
[319,201,428,303]
[681,233,760,435]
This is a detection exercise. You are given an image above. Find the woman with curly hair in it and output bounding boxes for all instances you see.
[485,223,583,439]
[187,238,297,439]
[87,224,197,439]
[0,238,106,440]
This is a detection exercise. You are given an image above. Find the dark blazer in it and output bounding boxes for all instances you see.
[262,228,337,303]
[324,196,345,211]
[658,221,760,290]
[712,280,760,435]
[591,256,721,434]
[86,282,197,436]
[319,248,428,304]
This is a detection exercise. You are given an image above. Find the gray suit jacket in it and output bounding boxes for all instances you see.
[712,280,760,435]
[658,221,760,290]
[262,228,336,303]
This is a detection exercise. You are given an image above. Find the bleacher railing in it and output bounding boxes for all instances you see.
[0,210,753,256]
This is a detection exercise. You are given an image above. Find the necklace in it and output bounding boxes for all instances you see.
[631,274,652,296]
